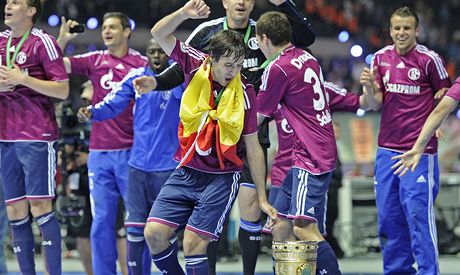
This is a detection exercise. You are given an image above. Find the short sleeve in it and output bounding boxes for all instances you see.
[36,34,68,81]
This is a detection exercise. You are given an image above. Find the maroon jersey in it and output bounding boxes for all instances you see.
[372,44,451,153]
[69,49,147,150]
[258,46,336,174]
[0,28,68,141]
[270,82,360,185]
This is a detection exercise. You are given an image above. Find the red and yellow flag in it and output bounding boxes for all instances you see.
[178,58,245,169]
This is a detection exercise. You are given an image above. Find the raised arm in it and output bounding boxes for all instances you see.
[151,0,210,56]
[270,0,316,47]
[57,16,80,51]
[57,17,81,73]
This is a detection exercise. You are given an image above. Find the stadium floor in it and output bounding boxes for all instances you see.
[5,253,460,274]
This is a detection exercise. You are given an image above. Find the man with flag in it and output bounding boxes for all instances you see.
[133,1,277,274]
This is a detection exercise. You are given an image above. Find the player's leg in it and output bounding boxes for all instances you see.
[115,200,128,275]
[0,142,36,274]
[237,184,262,275]
[126,168,173,275]
[271,169,295,242]
[289,168,341,275]
[236,145,267,275]
[88,151,120,275]
[125,167,150,275]
[374,149,416,275]
[20,142,61,275]
[400,153,440,274]
[187,170,240,275]
[145,167,199,275]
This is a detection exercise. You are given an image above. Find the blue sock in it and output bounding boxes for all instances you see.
[10,216,36,274]
[34,212,61,275]
[127,233,152,275]
[185,254,208,275]
[142,242,152,275]
[151,243,184,275]
[316,241,341,275]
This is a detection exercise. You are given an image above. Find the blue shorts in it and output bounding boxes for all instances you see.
[148,167,240,240]
[273,167,331,234]
[0,141,58,203]
[125,167,173,235]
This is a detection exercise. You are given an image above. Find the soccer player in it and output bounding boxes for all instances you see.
[150,1,315,271]
[77,38,184,275]
[360,6,451,274]
[0,0,69,274]
[187,1,314,272]
[133,1,276,274]
[256,11,343,274]
[58,12,147,275]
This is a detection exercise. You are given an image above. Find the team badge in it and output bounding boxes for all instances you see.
[248,37,259,50]
[180,42,187,53]
[16,52,27,65]
[408,68,420,80]
[281,118,293,134]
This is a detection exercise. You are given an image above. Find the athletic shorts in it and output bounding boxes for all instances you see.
[148,167,240,240]
[0,141,58,203]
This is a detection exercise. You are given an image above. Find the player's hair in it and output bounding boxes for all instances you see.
[256,11,291,46]
[27,0,44,24]
[103,12,131,30]
[208,30,245,63]
[390,6,419,28]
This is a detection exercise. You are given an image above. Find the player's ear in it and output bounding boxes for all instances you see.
[27,6,37,19]
[222,0,228,10]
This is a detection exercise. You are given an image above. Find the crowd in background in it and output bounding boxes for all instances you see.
[10,0,457,102]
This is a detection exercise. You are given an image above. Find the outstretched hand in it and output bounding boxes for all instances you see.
[390,149,423,176]
[434,87,449,101]
[182,0,211,19]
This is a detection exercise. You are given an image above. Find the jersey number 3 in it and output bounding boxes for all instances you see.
[304,68,331,126]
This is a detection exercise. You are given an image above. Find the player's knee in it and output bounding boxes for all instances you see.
[293,222,321,241]
[272,219,292,241]
[6,200,29,220]
[182,231,209,256]
[29,199,53,217]
[144,222,170,248]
